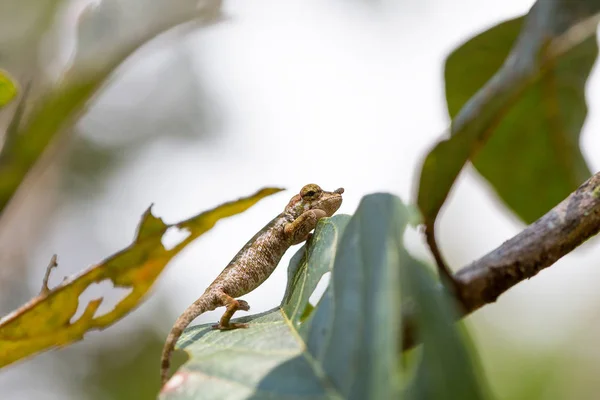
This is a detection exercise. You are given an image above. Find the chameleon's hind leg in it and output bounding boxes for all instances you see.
[212,292,250,330]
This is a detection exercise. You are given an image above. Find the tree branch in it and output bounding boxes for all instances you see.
[404,171,600,349]
[456,171,600,313]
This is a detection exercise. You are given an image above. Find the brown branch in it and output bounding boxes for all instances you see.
[455,171,600,313]
[404,170,600,349]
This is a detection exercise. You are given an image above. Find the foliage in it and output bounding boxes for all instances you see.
[0,0,599,399]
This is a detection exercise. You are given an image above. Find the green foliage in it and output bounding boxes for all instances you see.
[162,194,487,400]
[418,0,599,227]
[1,1,599,399]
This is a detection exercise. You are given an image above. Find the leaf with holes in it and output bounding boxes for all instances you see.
[0,187,282,369]
[162,194,487,400]
[418,1,599,230]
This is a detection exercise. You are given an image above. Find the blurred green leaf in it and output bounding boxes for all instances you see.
[0,79,101,212]
[162,194,487,400]
[445,16,595,223]
[0,0,222,216]
[0,70,17,108]
[418,1,599,229]
[0,187,282,368]
[403,261,487,400]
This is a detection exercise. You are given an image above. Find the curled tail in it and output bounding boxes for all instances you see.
[160,294,216,385]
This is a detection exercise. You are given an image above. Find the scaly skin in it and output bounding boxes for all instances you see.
[160,184,344,384]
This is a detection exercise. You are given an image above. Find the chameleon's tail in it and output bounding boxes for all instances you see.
[160,294,215,385]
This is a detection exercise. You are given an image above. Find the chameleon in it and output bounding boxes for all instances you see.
[160,184,344,384]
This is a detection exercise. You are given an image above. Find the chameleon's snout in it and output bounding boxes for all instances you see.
[317,187,344,217]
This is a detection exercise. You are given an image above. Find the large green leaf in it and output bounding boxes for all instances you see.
[418,0,599,228]
[161,194,486,399]
[445,15,595,223]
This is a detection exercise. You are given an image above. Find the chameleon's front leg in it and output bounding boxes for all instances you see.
[284,209,328,245]
[212,291,250,330]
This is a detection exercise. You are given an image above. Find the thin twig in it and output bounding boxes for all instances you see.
[424,223,465,308]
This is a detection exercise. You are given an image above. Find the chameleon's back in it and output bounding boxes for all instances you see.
[208,214,291,298]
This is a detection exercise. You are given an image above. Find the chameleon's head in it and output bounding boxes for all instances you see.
[285,184,344,219]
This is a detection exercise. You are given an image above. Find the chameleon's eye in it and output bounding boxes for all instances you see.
[300,184,322,199]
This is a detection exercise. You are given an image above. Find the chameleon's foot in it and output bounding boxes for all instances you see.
[236,300,250,311]
[212,322,249,330]
[212,296,251,330]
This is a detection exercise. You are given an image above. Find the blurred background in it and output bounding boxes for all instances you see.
[1,0,600,399]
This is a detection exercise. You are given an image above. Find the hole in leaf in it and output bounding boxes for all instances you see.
[70,279,133,323]
[161,226,191,251]
[308,271,331,306]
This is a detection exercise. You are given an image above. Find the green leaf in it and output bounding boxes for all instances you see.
[161,194,487,399]
[0,70,17,108]
[403,261,487,400]
[445,15,595,224]
[418,1,600,227]
[300,196,404,400]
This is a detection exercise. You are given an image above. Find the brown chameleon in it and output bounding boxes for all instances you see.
[160,184,344,384]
